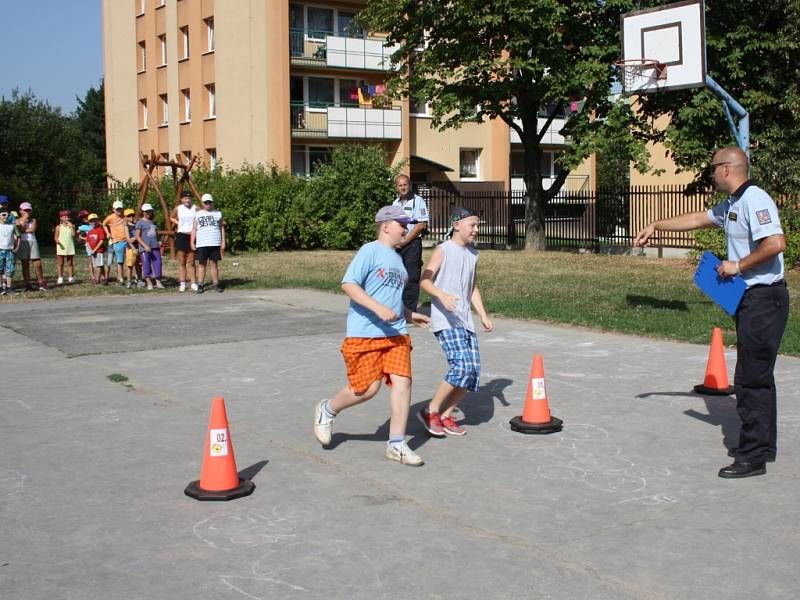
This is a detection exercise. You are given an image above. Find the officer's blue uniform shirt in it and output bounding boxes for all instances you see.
[392,194,429,233]
[707,181,784,287]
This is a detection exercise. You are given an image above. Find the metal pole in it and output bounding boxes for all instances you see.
[705,75,749,156]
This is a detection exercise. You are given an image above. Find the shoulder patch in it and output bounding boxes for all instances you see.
[756,209,772,225]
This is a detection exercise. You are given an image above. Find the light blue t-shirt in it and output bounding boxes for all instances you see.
[707,182,784,287]
[78,224,93,256]
[342,240,408,338]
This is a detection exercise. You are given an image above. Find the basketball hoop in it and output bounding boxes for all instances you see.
[613,58,667,92]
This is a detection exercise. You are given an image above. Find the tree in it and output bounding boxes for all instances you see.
[74,80,107,189]
[359,0,649,249]
[633,0,800,194]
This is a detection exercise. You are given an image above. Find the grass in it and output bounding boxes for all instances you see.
[3,248,799,356]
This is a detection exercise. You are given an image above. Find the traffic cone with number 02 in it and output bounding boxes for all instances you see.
[693,327,735,396]
[185,396,255,501]
[510,355,563,434]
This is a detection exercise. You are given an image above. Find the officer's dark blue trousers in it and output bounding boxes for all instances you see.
[734,281,790,463]
[398,237,423,311]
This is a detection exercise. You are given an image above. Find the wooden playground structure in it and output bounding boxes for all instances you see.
[136,151,204,258]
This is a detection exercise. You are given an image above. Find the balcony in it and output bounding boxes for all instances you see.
[290,29,398,71]
[509,116,569,146]
[291,102,402,140]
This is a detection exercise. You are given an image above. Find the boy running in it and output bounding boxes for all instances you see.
[417,207,492,437]
[314,205,430,466]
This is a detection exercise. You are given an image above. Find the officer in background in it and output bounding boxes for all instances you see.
[634,146,789,479]
[392,174,429,312]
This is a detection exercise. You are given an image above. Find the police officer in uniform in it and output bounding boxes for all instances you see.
[635,147,789,478]
[393,175,429,311]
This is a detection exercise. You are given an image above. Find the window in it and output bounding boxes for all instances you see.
[339,78,358,106]
[137,41,147,72]
[307,7,333,39]
[337,11,363,37]
[136,0,145,16]
[181,89,191,122]
[309,147,332,173]
[159,94,169,125]
[182,150,192,163]
[206,84,216,118]
[139,99,148,129]
[307,77,334,108]
[207,148,217,170]
[459,148,481,179]
[409,94,429,116]
[158,0,166,6]
[180,26,189,59]
[291,145,333,175]
[205,18,214,52]
[159,34,167,66]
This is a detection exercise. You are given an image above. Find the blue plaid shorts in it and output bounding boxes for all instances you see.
[434,327,481,391]
[0,249,15,277]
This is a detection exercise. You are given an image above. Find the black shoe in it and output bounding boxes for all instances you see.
[196,284,204,294]
[718,461,766,478]
[213,284,223,293]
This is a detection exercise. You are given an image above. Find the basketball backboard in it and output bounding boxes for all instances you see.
[619,0,706,94]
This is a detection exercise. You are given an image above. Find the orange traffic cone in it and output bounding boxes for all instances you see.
[510,355,563,434]
[693,328,735,396]
[185,396,255,501]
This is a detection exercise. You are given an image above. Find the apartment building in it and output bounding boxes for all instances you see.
[103,0,592,192]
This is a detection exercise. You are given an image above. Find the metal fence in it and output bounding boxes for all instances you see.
[422,186,717,250]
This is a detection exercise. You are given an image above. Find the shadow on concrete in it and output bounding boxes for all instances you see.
[684,397,740,453]
[238,460,269,481]
[326,378,514,452]
[636,391,700,399]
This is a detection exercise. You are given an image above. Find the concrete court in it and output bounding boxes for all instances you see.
[1,289,799,600]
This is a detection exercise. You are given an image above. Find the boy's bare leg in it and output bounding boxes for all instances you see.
[330,379,381,413]
[187,252,196,283]
[387,374,412,437]
[196,261,206,285]
[429,381,468,418]
[177,252,186,283]
[209,260,219,285]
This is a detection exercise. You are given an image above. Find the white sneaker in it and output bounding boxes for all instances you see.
[190,283,199,291]
[56,277,64,285]
[147,282,154,290]
[313,400,334,446]
[67,277,76,284]
[384,441,424,467]
[179,281,186,293]
[155,280,165,289]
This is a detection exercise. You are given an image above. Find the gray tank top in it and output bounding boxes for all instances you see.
[430,240,478,333]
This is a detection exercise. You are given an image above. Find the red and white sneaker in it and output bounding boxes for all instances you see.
[441,415,466,436]
[416,408,445,437]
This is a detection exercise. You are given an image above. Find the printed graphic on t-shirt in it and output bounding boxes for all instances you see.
[756,209,772,225]
[197,214,220,227]
[376,266,405,290]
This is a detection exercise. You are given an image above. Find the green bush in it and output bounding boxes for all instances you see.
[187,144,400,251]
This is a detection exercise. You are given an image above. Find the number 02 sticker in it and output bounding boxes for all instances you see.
[209,428,229,457]
[530,377,547,400]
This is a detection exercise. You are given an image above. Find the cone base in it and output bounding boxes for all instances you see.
[184,478,255,501]
[693,384,735,396]
[509,415,563,434]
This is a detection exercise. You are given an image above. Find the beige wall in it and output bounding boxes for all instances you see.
[215,0,290,170]
[629,114,697,187]
[411,117,510,184]
[103,0,140,182]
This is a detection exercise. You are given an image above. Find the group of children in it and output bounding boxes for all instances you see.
[314,204,492,467]
[0,191,226,295]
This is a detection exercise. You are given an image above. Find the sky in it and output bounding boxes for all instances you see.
[0,1,103,114]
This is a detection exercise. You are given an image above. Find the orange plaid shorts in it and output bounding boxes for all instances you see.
[340,335,413,394]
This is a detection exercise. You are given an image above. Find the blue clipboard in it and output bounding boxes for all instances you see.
[693,251,746,316]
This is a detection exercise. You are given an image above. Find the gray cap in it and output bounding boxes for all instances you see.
[374,205,418,224]
[446,206,477,237]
